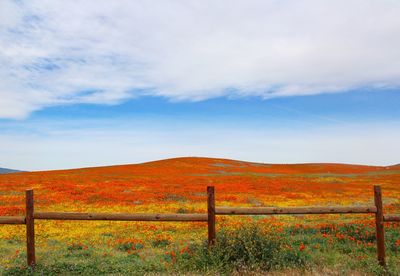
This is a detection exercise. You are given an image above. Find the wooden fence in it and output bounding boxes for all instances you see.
[0,185,399,268]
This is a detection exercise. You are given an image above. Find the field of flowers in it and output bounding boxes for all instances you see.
[0,157,399,274]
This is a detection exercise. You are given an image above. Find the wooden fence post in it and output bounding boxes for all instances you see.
[26,189,36,267]
[374,185,385,267]
[207,186,216,246]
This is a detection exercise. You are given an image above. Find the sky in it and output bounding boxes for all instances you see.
[0,0,399,171]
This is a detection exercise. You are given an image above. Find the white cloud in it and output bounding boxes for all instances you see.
[1,0,400,118]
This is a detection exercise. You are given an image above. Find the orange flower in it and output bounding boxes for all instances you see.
[299,243,305,251]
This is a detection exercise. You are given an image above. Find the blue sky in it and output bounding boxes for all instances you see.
[1,89,399,171]
[1,1,400,170]
[31,89,400,124]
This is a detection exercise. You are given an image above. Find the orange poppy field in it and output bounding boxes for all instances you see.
[0,157,399,274]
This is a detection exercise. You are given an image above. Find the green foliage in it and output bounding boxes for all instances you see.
[152,239,171,248]
[64,243,93,258]
[117,241,144,252]
[1,224,399,275]
[176,225,310,273]
[67,243,84,251]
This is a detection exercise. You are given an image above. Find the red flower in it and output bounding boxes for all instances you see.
[299,243,305,251]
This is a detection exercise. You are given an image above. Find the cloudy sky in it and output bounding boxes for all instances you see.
[0,0,399,170]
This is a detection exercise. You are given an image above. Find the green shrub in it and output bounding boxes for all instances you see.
[152,239,171,248]
[176,224,310,273]
[67,243,85,251]
[117,241,144,252]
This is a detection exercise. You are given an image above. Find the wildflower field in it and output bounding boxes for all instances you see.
[0,157,399,275]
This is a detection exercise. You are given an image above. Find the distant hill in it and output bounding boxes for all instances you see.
[0,167,23,174]
[0,157,399,215]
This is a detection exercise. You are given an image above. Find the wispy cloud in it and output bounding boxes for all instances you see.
[1,0,400,119]
[1,119,399,170]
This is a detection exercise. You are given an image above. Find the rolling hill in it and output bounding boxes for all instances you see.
[0,157,399,274]
[0,167,22,174]
[0,157,399,216]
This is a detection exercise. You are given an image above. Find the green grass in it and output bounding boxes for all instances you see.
[1,223,399,275]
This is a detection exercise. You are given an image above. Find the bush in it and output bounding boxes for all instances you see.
[65,243,92,258]
[176,224,310,273]
[117,241,144,252]
[152,238,171,248]
[152,235,171,248]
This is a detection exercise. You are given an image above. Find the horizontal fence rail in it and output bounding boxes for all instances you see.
[0,216,25,225]
[216,206,377,215]
[384,214,400,222]
[0,185,398,269]
[34,212,208,222]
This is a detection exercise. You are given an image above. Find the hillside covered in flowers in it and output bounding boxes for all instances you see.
[0,157,399,274]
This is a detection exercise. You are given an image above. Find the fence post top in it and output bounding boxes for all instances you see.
[373,185,381,191]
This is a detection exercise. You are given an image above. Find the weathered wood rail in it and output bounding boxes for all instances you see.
[0,185,399,268]
[384,214,400,222]
[216,206,377,215]
[34,212,208,221]
[0,216,25,224]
